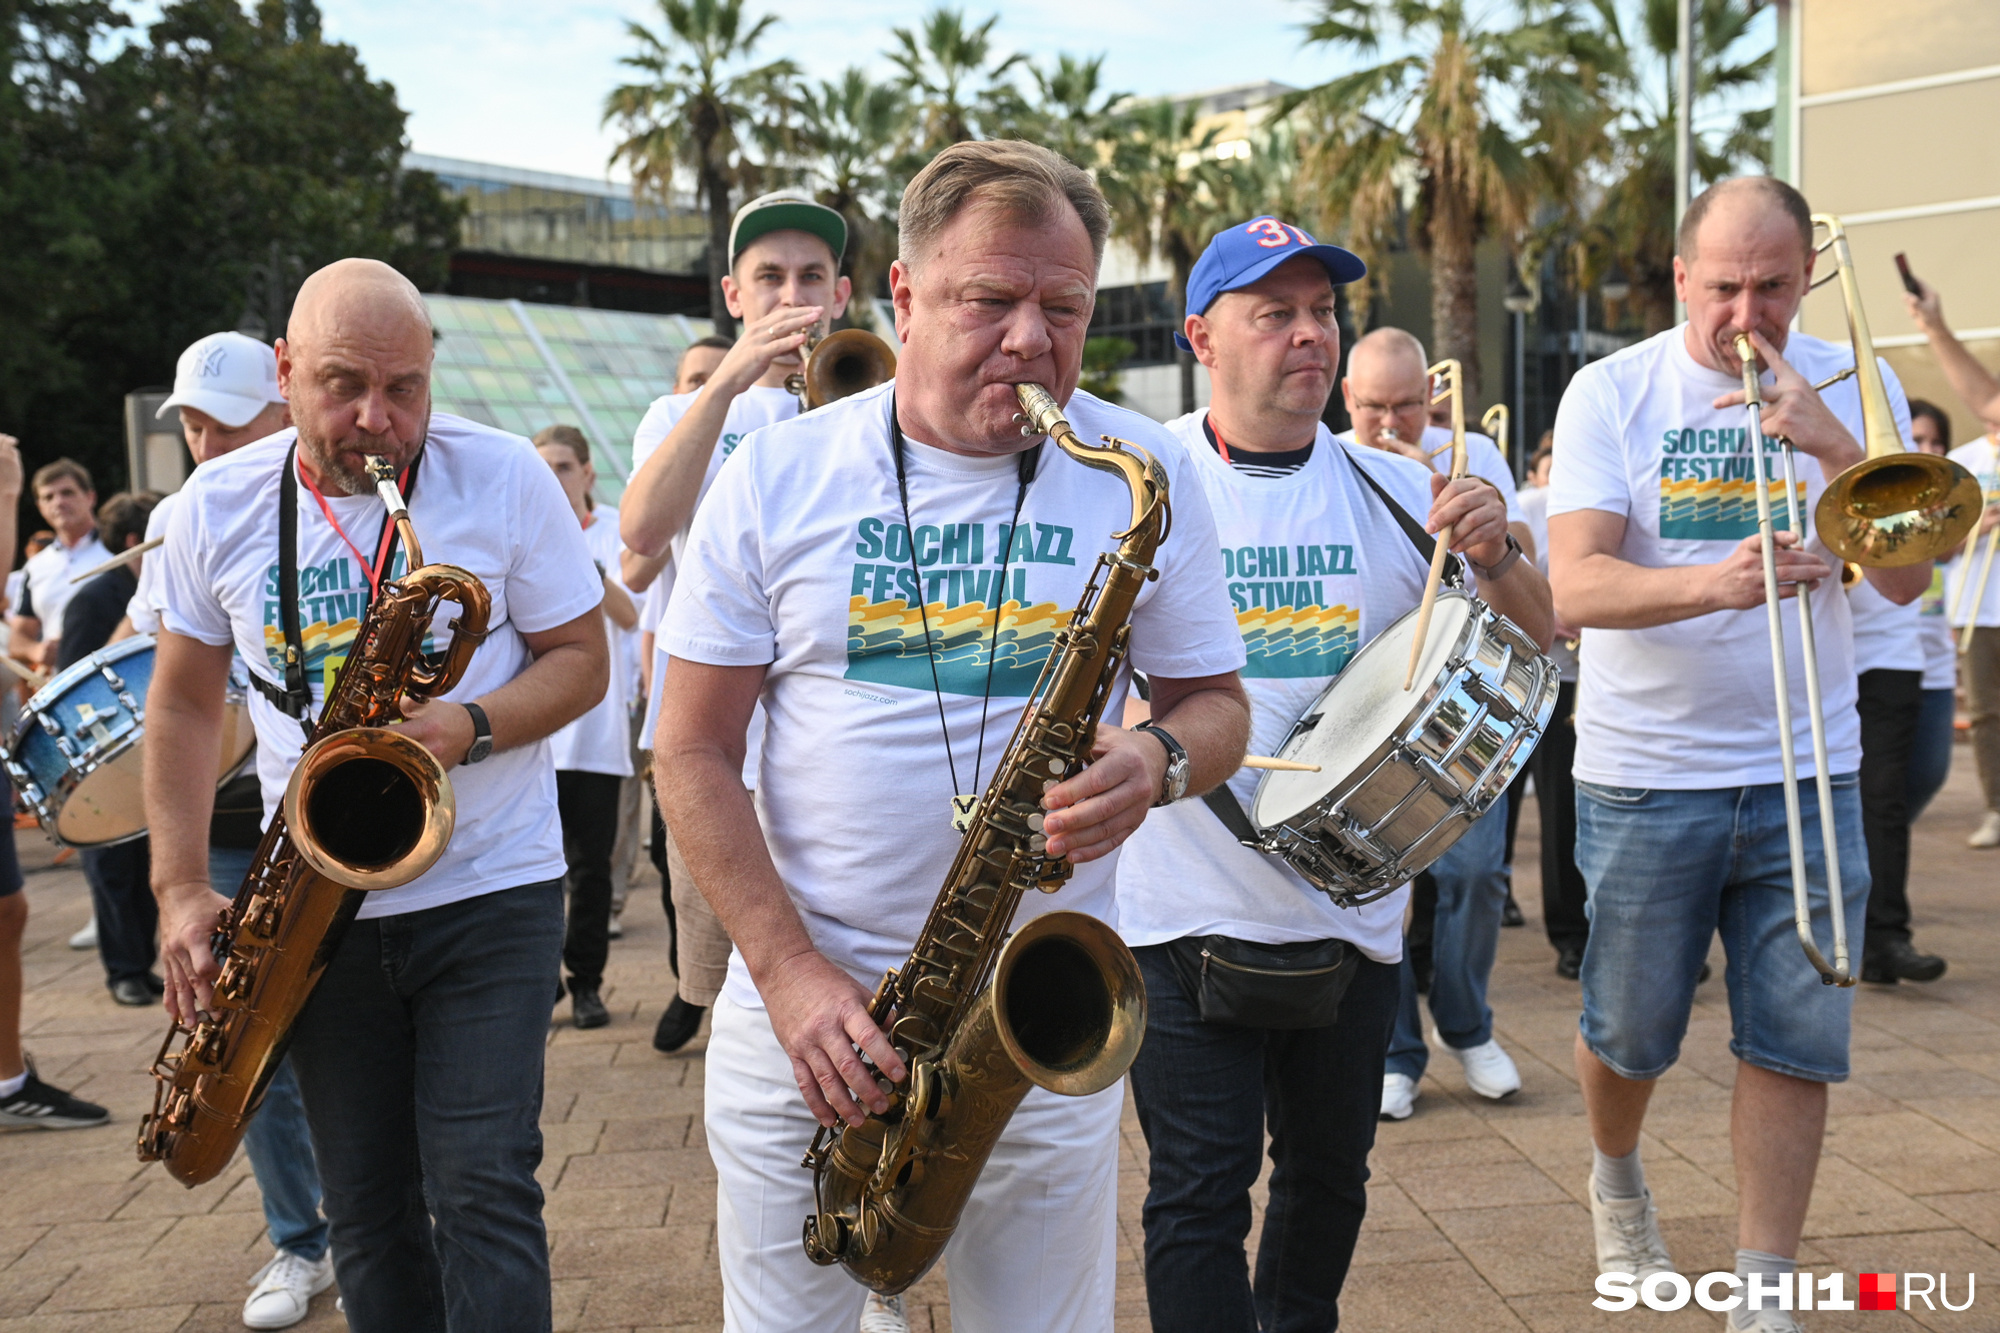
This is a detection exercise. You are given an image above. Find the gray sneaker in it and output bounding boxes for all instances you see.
[859,1292,909,1333]
[1590,1182,1672,1278]
[1728,1306,1803,1332]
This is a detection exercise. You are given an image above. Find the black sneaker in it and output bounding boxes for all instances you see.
[1502,893,1526,928]
[570,986,610,1030]
[1555,944,1584,980]
[653,997,706,1053]
[0,1058,110,1129]
[109,978,154,1007]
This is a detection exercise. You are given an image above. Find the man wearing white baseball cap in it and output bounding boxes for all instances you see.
[134,331,329,1331]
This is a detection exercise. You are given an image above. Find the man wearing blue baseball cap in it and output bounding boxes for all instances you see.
[1116,216,1553,1332]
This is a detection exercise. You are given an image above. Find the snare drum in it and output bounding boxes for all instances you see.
[5,636,255,847]
[1250,591,1557,907]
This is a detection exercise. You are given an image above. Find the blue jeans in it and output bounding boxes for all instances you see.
[287,879,564,1333]
[1386,803,1509,1080]
[1907,687,1957,823]
[1127,944,1401,1333]
[1575,776,1868,1082]
[210,846,327,1262]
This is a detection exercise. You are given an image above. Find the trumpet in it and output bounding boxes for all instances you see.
[785,326,897,410]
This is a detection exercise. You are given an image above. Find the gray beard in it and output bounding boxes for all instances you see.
[297,420,427,496]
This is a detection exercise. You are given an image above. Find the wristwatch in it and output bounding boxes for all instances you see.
[1135,723,1190,806]
[1469,532,1524,581]
[462,701,494,765]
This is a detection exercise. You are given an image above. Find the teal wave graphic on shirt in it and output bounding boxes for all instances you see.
[1239,603,1359,679]
[845,596,1066,696]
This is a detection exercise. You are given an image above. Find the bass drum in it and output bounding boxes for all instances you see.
[1250,591,1557,907]
[6,636,255,847]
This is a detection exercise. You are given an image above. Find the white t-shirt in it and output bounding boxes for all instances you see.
[1946,437,2000,629]
[548,505,635,777]
[1848,576,1923,675]
[21,530,114,639]
[1118,417,1439,962]
[1916,563,1957,690]
[126,494,183,635]
[664,383,1246,1010]
[1334,427,1524,523]
[158,414,604,918]
[630,384,792,778]
[1517,486,1578,682]
[1548,326,1903,787]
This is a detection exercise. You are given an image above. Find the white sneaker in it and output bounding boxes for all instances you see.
[1970,811,2000,849]
[859,1291,910,1333]
[606,912,624,940]
[1380,1072,1418,1120]
[1590,1183,1673,1278]
[1728,1306,1803,1332]
[242,1249,334,1329]
[1444,1037,1521,1099]
[67,916,96,950]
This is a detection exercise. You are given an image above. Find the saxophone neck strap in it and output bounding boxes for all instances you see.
[251,442,422,735]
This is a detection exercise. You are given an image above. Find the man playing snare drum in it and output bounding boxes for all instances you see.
[1115,218,1552,1332]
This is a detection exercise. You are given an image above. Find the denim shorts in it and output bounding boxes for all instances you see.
[1574,774,1868,1083]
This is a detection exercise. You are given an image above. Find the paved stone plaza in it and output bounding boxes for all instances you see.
[3,755,1998,1331]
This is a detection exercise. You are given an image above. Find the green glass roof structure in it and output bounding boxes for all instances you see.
[424,294,714,500]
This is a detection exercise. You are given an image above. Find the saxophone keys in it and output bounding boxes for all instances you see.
[214,956,255,1004]
[1027,812,1045,831]
[1029,833,1048,853]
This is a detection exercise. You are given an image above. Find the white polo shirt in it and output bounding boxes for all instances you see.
[20,529,113,640]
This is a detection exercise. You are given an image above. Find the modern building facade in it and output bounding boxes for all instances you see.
[1778,1,2000,445]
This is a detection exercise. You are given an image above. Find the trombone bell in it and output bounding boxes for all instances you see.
[788,328,897,410]
[1807,213,1983,566]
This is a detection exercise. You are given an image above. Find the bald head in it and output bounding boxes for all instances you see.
[1348,328,1428,383]
[1673,177,1818,376]
[1677,177,1813,264]
[277,258,434,495]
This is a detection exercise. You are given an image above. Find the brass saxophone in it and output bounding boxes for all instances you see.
[138,459,490,1186]
[802,383,1166,1293]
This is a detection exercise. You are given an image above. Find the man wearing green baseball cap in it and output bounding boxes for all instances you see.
[621,189,852,1056]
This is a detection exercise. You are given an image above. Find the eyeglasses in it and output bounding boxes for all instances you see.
[1351,398,1430,416]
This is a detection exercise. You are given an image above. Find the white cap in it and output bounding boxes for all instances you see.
[158,332,285,428]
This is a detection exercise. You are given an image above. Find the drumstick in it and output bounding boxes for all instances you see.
[70,537,163,584]
[0,656,48,690]
[1406,360,1468,690]
[1241,755,1321,772]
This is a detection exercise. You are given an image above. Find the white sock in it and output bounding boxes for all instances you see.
[1731,1249,1797,1327]
[1592,1144,1647,1200]
[0,1069,27,1098]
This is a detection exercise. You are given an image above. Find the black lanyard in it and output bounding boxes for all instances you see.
[252,442,421,734]
[888,394,1038,819]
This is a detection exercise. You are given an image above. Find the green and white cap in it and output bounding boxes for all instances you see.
[729,190,848,266]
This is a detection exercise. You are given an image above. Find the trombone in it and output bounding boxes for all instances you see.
[1404,359,1466,689]
[1735,214,1982,986]
[1953,470,2000,653]
[1481,403,1509,462]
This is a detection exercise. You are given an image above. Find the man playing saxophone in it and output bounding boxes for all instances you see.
[655,141,1250,1333]
[145,259,610,1333]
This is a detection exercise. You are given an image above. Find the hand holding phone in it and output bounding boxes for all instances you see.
[1896,253,1922,297]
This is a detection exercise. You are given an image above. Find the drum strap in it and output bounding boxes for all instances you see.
[1345,450,1464,589]
[248,442,420,736]
[1201,783,1265,850]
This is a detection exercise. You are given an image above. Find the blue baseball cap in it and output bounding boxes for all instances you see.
[1174,217,1367,351]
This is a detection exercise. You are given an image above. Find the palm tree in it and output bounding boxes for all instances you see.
[1581,0,1770,334]
[604,0,799,333]
[1099,98,1239,414]
[1284,0,1615,399]
[1030,53,1126,170]
[887,8,1028,156]
[794,68,909,330]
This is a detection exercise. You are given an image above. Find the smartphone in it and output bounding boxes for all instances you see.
[1896,253,1922,296]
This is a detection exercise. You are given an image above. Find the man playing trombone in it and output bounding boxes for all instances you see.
[1548,178,1929,1333]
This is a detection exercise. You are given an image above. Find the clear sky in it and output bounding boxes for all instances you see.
[314,0,1346,180]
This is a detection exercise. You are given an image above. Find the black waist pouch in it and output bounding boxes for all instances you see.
[1165,934,1361,1030]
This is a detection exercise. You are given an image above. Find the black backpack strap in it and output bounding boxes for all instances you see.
[246,443,316,736]
[1343,446,1464,589]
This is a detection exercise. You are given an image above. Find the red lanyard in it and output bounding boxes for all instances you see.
[298,464,405,598]
[1209,413,1234,465]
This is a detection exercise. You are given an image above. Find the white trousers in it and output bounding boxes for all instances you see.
[704,993,1122,1332]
